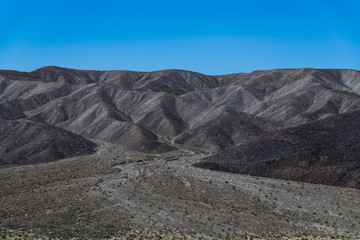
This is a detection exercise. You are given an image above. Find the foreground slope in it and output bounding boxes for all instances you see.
[1,148,359,239]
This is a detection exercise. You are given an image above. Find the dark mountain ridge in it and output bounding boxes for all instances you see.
[195,109,360,189]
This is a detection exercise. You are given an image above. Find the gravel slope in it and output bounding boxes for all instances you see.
[1,144,359,239]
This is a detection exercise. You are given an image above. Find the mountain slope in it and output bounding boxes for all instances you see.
[1,67,360,173]
[0,120,97,166]
[194,110,360,189]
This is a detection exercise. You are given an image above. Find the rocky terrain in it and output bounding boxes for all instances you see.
[1,66,360,238]
[1,145,360,239]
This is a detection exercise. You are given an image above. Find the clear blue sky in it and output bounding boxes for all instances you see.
[0,0,359,74]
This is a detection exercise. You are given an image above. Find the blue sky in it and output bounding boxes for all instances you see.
[0,0,359,74]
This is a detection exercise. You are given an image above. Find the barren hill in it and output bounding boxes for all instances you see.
[1,66,360,188]
[195,110,360,189]
[0,120,96,165]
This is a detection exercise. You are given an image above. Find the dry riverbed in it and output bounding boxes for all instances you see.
[1,144,360,239]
